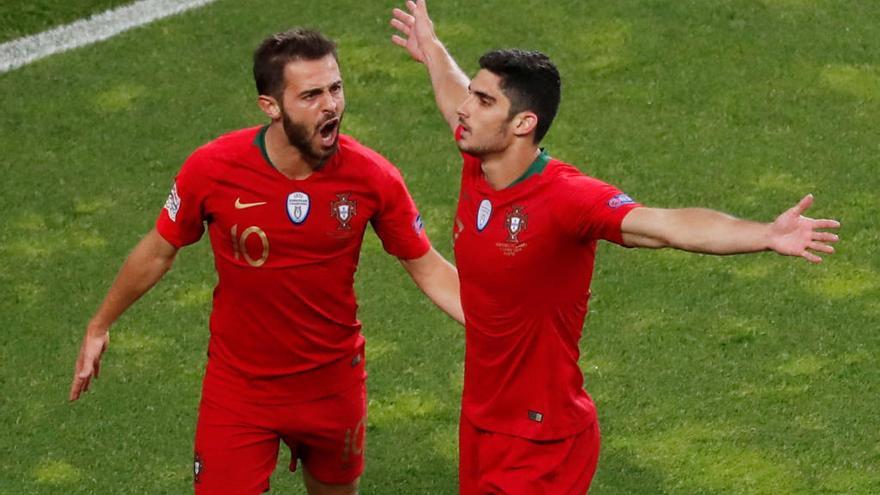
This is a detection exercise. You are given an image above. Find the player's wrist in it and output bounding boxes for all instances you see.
[421,38,448,65]
[86,319,110,337]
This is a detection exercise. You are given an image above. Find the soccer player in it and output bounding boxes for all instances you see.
[390,1,841,493]
[69,28,463,495]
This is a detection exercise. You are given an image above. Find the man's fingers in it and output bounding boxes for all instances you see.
[809,242,835,254]
[77,361,93,380]
[793,193,814,216]
[390,18,411,37]
[69,378,83,401]
[392,8,414,25]
[407,0,418,14]
[802,250,823,264]
[813,218,841,230]
[391,35,411,51]
[813,231,839,243]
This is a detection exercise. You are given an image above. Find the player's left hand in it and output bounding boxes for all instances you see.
[767,194,840,263]
[69,327,109,401]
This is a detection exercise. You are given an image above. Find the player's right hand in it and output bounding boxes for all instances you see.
[69,327,110,401]
[391,0,436,64]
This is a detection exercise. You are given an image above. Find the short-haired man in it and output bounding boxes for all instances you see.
[391,2,840,493]
[70,28,463,495]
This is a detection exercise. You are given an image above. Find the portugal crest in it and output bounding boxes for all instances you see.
[505,206,528,242]
[331,193,357,230]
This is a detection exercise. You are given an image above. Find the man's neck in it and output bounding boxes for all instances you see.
[264,123,318,180]
[480,143,541,191]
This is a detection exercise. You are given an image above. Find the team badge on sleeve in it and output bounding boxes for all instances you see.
[164,182,181,222]
[608,193,635,209]
[330,193,357,230]
[476,199,492,231]
[413,214,424,233]
[286,191,311,225]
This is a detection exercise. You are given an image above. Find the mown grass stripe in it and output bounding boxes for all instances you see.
[0,0,216,74]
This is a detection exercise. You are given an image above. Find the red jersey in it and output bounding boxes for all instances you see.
[453,130,640,440]
[156,126,430,403]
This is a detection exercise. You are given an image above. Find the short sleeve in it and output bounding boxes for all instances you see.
[555,172,641,245]
[155,153,208,248]
[371,166,431,260]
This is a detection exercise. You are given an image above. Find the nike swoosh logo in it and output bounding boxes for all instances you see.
[234,198,267,209]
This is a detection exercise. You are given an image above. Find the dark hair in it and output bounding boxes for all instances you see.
[253,28,338,98]
[478,49,561,143]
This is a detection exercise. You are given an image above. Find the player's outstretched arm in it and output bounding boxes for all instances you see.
[69,229,179,401]
[620,194,840,264]
[391,0,469,132]
[399,247,465,325]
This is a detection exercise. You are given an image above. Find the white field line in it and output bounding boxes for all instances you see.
[0,0,218,74]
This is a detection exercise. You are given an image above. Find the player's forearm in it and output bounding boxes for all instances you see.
[421,40,469,131]
[654,208,771,254]
[421,264,464,325]
[89,231,177,333]
[400,249,465,325]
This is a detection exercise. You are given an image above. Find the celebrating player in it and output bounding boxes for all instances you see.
[390,1,840,493]
[69,28,463,495]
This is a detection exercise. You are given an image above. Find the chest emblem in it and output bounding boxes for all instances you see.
[331,193,358,230]
[476,199,492,231]
[504,206,528,242]
[286,191,311,225]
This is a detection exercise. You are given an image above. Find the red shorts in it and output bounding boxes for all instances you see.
[193,382,367,495]
[459,415,600,495]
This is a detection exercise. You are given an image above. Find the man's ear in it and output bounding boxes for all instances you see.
[258,95,281,120]
[512,111,538,138]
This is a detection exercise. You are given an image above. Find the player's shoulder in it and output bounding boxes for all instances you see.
[193,127,260,160]
[336,134,402,180]
[182,126,260,174]
[546,159,616,191]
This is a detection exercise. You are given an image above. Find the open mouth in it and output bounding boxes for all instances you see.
[318,117,340,147]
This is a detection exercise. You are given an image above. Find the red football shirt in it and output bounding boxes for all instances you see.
[156,126,430,403]
[453,128,641,440]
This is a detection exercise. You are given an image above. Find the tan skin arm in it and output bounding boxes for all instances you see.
[621,194,840,263]
[391,0,470,132]
[398,247,465,325]
[69,228,179,401]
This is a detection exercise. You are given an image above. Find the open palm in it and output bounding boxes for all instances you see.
[391,0,434,64]
[768,194,840,263]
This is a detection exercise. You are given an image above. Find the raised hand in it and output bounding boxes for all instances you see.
[391,0,435,64]
[767,194,840,263]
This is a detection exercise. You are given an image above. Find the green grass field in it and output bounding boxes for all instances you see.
[1,0,878,493]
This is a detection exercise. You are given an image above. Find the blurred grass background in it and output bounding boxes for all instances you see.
[0,0,877,493]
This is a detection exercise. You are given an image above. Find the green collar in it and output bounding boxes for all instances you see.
[507,149,551,188]
[254,125,275,169]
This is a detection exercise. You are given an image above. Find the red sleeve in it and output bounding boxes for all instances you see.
[555,172,641,245]
[155,152,208,248]
[370,165,432,260]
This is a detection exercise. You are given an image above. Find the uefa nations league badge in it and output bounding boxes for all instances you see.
[286,191,310,224]
[476,199,492,231]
